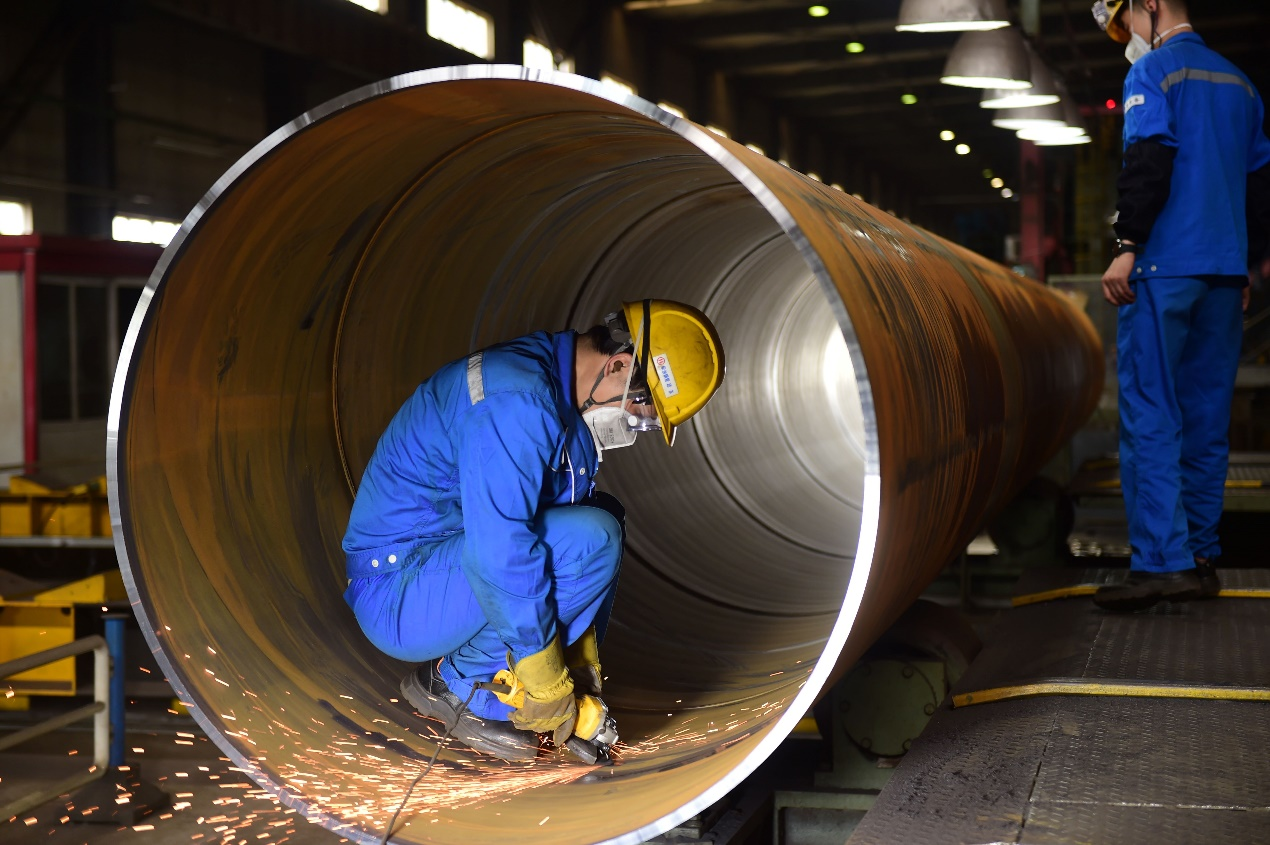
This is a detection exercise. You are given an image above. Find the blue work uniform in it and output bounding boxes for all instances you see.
[342,331,623,719]
[1116,33,1270,571]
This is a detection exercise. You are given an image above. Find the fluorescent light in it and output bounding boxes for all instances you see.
[941,29,1032,89]
[0,200,32,235]
[346,0,386,11]
[846,42,865,53]
[1001,188,1014,198]
[831,183,844,191]
[990,177,1004,188]
[901,93,919,105]
[426,0,493,59]
[809,5,829,17]
[745,143,766,156]
[955,143,971,155]
[657,101,685,118]
[600,74,637,98]
[523,38,555,71]
[940,130,956,141]
[807,172,822,182]
[113,214,179,246]
[705,125,729,138]
[896,0,1010,32]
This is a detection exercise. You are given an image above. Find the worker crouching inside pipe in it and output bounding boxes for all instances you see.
[342,300,724,764]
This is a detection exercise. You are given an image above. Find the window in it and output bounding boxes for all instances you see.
[427,0,494,59]
[345,0,388,12]
[38,278,145,421]
[523,38,555,71]
[112,214,179,247]
[0,199,32,235]
[600,74,636,98]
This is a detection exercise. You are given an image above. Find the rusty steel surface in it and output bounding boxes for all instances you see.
[107,66,1102,845]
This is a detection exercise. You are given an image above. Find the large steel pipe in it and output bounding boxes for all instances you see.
[108,66,1101,845]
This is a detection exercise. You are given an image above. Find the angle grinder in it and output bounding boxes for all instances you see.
[480,671,619,764]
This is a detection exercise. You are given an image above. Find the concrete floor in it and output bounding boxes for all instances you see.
[1,707,347,845]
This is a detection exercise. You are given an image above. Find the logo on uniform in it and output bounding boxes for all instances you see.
[1125,93,1145,112]
[653,353,680,398]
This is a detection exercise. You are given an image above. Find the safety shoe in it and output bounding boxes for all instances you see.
[400,661,539,762]
[1093,569,1203,612]
[1193,558,1221,598]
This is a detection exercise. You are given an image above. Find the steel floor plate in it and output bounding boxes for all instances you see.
[1012,566,1270,600]
[847,694,1270,844]
[955,591,1270,694]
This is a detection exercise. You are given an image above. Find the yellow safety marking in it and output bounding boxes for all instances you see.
[1012,586,1270,607]
[1089,479,1262,490]
[954,682,1270,708]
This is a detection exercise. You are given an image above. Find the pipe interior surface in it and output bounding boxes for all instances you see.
[109,67,1101,845]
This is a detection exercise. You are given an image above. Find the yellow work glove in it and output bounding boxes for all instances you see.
[565,625,603,695]
[507,635,576,746]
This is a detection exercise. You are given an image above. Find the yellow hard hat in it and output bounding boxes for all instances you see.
[1091,0,1132,43]
[621,299,725,446]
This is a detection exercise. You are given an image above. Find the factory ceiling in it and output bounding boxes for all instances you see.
[621,0,1270,208]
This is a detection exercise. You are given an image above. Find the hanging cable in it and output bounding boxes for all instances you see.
[378,685,481,845]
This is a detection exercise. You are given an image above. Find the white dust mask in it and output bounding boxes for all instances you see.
[584,406,639,457]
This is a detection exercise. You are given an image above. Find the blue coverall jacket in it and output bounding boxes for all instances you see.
[342,331,602,664]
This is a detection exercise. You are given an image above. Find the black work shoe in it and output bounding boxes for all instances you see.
[1093,569,1203,612]
[1193,558,1221,598]
[400,662,539,762]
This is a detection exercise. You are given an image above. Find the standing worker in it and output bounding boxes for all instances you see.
[341,300,724,759]
[1091,0,1270,610]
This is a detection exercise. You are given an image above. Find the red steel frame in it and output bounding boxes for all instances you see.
[0,235,163,470]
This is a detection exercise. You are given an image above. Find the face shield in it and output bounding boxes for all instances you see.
[599,308,663,435]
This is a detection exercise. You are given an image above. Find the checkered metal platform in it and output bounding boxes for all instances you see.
[847,584,1270,844]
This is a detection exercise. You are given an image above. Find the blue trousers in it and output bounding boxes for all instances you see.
[345,502,623,719]
[1117,277,1242,572]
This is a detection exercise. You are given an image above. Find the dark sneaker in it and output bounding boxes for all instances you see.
[1194,558,1221,598]
[1093,569,1203,612]
[400,661,539,762]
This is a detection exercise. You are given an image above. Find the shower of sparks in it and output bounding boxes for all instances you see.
[7,643,815,843]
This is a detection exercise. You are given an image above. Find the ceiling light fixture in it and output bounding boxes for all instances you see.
[940,130,956,141]
[1032,134,1092,146]
[990,177,1004,188]
[1016,125,1087,142]
[1001,187,1014,198]
[896,0,1010,32]
[846,41,865,53]
[980,54,1060,108]
[955,143,971,155]
[809,5,829,17]
[901,93,919,104]
[991,102,1065,130]
[941,28,1032,89]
